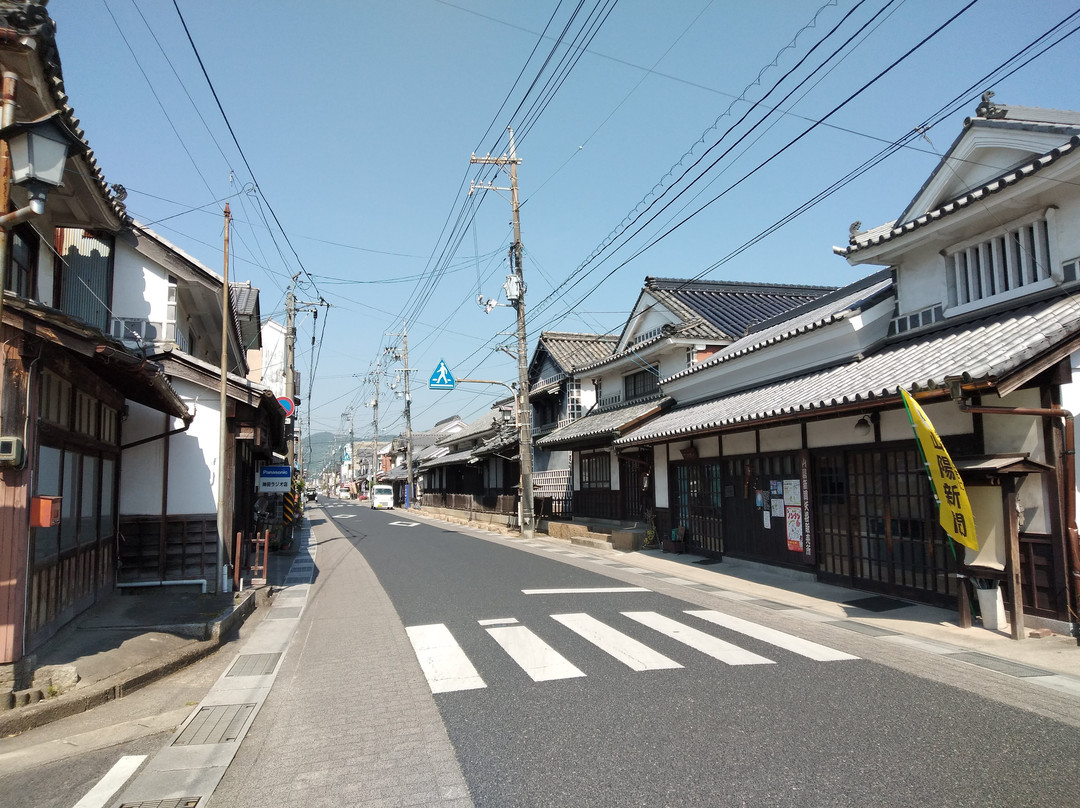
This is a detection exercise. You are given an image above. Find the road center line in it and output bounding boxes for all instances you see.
[522,587,650,595]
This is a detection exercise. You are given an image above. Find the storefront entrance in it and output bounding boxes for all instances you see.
[813,447,958,605]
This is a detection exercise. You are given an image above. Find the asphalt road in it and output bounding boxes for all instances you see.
[4,500,1077,807]
[327,501,1080,808]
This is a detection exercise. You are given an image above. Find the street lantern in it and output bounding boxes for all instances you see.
[0,111,86,217]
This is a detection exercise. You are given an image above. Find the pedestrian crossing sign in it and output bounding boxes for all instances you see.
[429,359,455,390]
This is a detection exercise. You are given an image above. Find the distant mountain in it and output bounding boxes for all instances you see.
[301,430,377,477]
[302,431,341,476]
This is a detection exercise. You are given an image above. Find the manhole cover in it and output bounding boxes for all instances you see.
[227,653,282,677]
[119,799,201,808]
[173,703,255,745]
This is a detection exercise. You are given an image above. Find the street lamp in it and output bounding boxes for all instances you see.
[0,111,86,225]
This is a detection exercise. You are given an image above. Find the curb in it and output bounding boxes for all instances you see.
[0,590,258,738]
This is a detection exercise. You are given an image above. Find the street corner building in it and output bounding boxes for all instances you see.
[0,2,285,679]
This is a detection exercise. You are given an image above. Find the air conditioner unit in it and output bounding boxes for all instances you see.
[0,436,24,467]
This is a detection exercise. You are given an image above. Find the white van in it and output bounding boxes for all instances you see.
[371,484,395,510]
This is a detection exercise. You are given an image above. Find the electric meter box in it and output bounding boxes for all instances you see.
[0,436,24,467]
[31,496,62,528]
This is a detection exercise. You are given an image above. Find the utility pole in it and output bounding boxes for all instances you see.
[217,203,231,592]
[285,276,297,468]
[387,322,416,508]
[471,128,535,537]
[365,364,383,493]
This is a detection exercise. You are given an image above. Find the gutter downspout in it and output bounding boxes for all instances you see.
[958,401,1080,643]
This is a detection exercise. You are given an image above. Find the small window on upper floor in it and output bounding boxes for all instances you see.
[944,211,1061,314]
[5,224,37,299]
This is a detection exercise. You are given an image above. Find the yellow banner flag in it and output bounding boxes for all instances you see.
[899,388,978,550]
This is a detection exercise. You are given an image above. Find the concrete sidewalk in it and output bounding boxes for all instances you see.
[3,508,1078,739]
[0,564,281,738]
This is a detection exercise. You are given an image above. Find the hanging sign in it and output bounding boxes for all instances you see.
[258,464,292,492]
[900,388,978,550]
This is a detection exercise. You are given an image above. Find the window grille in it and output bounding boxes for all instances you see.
[567,379,582,421]
[624,366,659,402]
[946,215,1052,307]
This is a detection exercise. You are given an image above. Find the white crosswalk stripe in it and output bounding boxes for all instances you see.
[407,610,855,693]
[405,624,487,693]
[485,625,586,681]
[622,611,775,666]
[686,610,860,661]
[552,613,682,671]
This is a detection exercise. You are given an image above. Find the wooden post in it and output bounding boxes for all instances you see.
[1002,477,1025,640]
[956,573,972,629]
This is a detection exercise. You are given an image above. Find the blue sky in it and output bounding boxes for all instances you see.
[52,1,1080,470]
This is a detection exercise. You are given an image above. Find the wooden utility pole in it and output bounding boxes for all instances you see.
[471,129,535,537]
[285,276,297,468]
[217,203,232,592]
[402,321,415,508]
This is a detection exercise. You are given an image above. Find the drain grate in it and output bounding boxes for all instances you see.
[173,703,255,745]
[227,653,282,677]
[843,595,911,613]
[120,798,201,807]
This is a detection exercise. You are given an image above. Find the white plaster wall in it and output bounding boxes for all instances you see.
[36,217,56,306]
[652,444,669,508]
[983,388,1045,462]
[758,424,801,452]
[895,242,948,315]
[722,432,755,456]
[807,415,874,448]
[1055,194,1080,263]
[1064,347,1080,506]
[696,436,720,458]
[259,319,287,399]
[113,241,169,322]
[167,378,220,514]
[879,408,915,442]
[119,401,168,514]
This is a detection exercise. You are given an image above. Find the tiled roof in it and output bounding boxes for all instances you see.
[0,2,129,224]
[841,135,1080,257]
[664,270,894,384]
[439,407,506,445]
[537,332,618,373]
[536,396,671,449]
[420,448,477,469]
[616,293,1080,446]
[643,277,835,342]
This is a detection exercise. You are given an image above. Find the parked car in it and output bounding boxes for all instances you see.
[371,484,394,510]
[306,488,318,502]
[338,486,353,500]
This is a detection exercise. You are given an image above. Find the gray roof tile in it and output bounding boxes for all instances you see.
[617,294,1080,445]
[537,396,670,449]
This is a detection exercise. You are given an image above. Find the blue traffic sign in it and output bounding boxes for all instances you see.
[277,397,295,417]
[429,360,455,390]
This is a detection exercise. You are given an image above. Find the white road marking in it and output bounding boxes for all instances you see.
[478,617,519,626]
[622,611,774,666]
[485,625,586,681]
[686,610,859,661]
[552,613,682,671]
[72,755,147,808]
[389,521,419,527]
[522,587,650,595]
[335,514,355,519]
[405,624,487,693]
